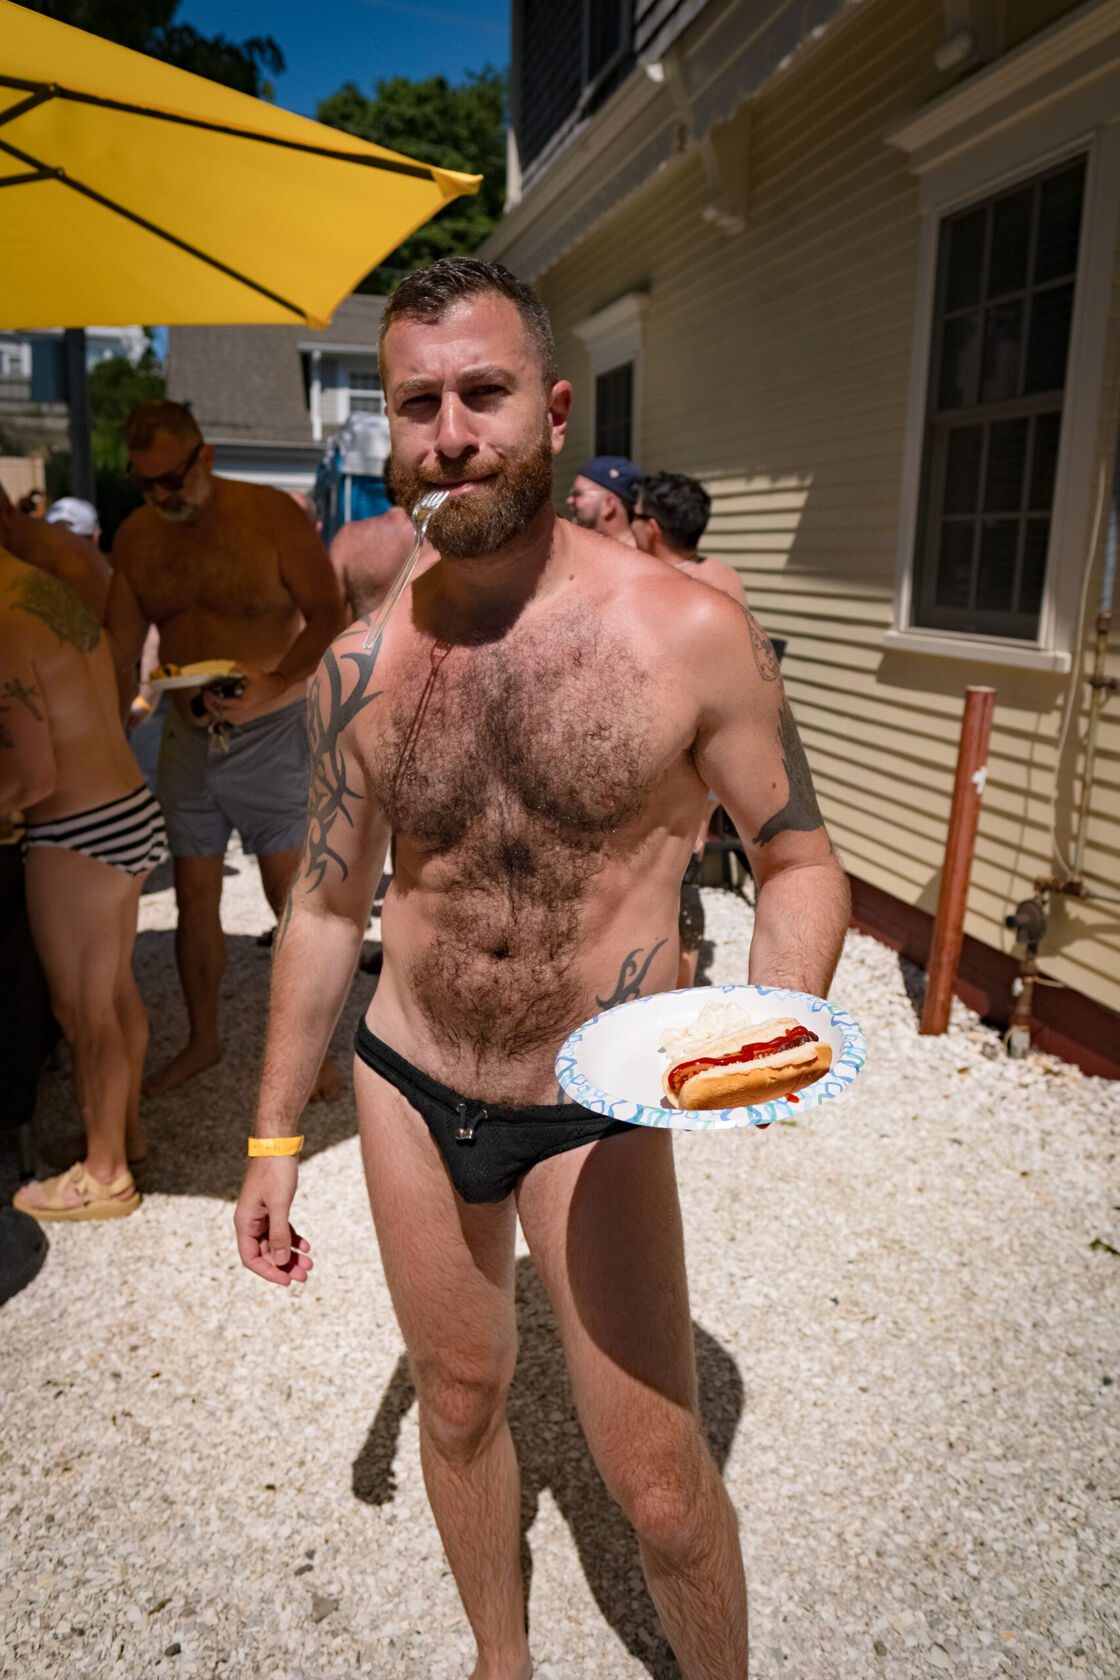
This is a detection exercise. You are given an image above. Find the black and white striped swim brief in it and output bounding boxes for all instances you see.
[24,785,169,876]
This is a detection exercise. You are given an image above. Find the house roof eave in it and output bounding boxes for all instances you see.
[484,0,863,281]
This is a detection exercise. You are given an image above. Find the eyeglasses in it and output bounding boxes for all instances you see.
[129,440,203,494]
[631,511,654,522]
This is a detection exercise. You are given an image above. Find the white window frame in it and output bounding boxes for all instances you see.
[346,366,384,418]
[886,0,1120,674]
[573,291,648,464]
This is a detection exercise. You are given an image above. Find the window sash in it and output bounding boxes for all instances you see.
[594,361,633,459]
[912,156,1085,641]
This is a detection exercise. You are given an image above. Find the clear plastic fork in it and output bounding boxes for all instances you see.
[362,488,450,652]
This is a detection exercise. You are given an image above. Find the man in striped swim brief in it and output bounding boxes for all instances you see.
[0,543,167,1222]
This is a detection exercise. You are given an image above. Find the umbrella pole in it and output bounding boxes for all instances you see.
[64,328,96,506]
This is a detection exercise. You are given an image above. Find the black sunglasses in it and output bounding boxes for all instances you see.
[129,439,203,494]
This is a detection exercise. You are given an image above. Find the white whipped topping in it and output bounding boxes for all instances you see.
[658,999,756,1058]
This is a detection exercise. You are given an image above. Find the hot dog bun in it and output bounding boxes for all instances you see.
[660,1011,832,1111]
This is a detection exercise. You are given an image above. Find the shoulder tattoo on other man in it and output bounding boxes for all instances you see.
[0,678,44,749]
[744,610,781,682]
[752,701,823,847]
[1,678,44,720]
[8,570,101,652]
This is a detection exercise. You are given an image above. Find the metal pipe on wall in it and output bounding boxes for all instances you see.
[1070,427,1119,886]
[920,685,997,1036]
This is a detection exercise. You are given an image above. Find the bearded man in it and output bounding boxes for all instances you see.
[235,258,849,1680]
[105,401,344,1098]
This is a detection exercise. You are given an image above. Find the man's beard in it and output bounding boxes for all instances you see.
[151,484,211,524]
[390,430,554,559]
[153,500,197,523]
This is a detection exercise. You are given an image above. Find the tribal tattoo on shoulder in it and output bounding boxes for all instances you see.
[752,700,824,847]
[595,940,668,1010]
[277,637,383,948]
[8,570,101,652]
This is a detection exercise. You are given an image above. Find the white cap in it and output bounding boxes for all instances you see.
[45,496,99,537]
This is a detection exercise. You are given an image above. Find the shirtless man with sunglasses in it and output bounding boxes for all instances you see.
[106,401,344,1097]
[235,259,849,1679]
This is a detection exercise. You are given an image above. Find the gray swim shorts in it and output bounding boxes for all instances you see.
[157,700,310,858]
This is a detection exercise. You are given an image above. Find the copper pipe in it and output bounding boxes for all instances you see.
[1071,609,1115,884]
[921,686,997,1036]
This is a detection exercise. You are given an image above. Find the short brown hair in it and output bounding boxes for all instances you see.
[123,399,202,454]
[379,257,558,388]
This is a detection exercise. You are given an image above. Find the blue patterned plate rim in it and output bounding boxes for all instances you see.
[555,984,866,1131]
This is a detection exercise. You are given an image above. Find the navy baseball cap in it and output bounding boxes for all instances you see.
[579,456,643,505]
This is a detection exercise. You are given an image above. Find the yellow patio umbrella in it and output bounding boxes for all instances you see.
[0,0,481,329]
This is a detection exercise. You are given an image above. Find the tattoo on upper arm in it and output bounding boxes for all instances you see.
[0,677,43,749]
[752,700,823,847]
[595,940,667,1010]
[744,611,781,682]
[8,571,101,651]
[277,639,383,947]
[1,678,43,721]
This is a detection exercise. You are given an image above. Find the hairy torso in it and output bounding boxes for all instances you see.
[359,586,707,1100]
[119,481,307,721]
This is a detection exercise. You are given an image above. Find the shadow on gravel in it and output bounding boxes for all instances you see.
[352,1258,744,1679]
[898,953,927,1020]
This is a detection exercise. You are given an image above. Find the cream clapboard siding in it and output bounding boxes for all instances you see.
[537,0,1120,1013]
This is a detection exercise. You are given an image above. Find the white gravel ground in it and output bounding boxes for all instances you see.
[2,842,1118,1680]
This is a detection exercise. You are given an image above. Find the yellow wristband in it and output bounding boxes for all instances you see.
[248,1135,304,1157]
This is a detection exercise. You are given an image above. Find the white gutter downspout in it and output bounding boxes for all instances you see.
[310,348,322,444]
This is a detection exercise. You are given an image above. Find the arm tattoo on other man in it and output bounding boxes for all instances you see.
[595,940,668,1009]
[8,571,101,652]
[1,678,44,720]
[752,701,824,847]
[744,611,781,682]
[302,642,383,895]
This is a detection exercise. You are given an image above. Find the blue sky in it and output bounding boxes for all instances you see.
[179,0,511,118]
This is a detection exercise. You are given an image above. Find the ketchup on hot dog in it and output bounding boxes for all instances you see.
[667,1025,819,1102]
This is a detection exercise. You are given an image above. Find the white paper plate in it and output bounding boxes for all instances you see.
[147,662,243,691]
[555,984,866,1130]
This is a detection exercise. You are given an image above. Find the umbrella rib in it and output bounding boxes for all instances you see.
[0,89,53,129]
[0,168,54,186]
[0,135,310,322]
[0,77,437,181]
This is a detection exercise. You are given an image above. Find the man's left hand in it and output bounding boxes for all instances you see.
[204,665,289,724]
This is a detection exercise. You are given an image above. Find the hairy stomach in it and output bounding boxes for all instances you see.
[375,846,681,1099]
[398,887,584,1069]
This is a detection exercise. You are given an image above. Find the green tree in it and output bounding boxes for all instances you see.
[317,68,507,292]
[21,1,284,510]
[25,2,284,98]
[89,349,165,475]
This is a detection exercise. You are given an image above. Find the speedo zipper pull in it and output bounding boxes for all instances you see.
[455,1101,487,1143]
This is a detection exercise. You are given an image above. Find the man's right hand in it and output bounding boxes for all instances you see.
[234,1157,313,1286]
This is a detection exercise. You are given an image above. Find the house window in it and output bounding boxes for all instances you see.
[347,369,383,415]
[574,292,648,465]
[586,0,627,84]
[594,362,633,458]
[913,157,1086,641]
[516,0,633,172]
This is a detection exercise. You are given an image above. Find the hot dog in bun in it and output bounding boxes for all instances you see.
[659,1000,831,1111]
